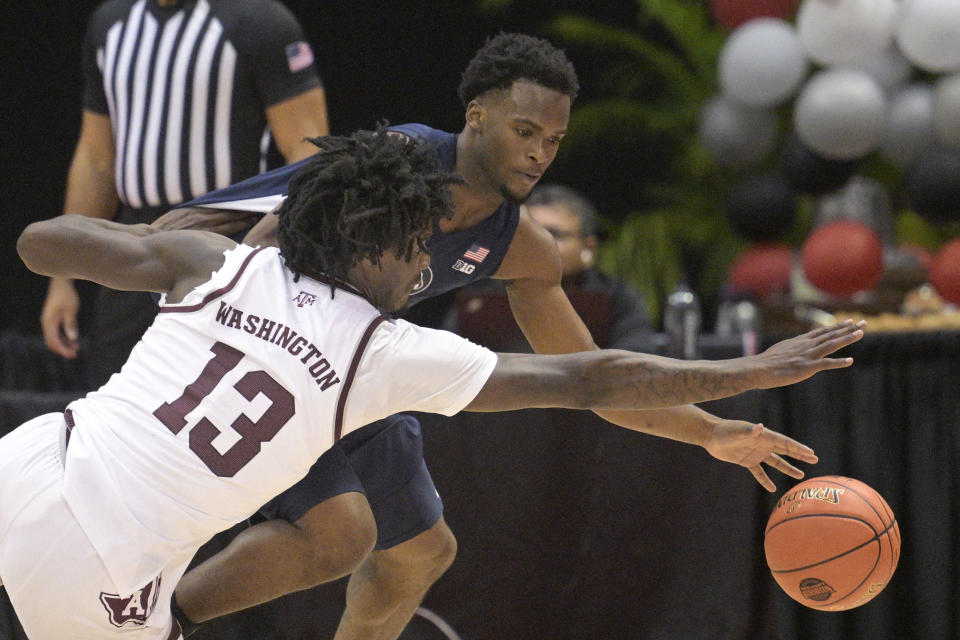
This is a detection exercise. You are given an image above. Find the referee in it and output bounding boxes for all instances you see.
[41,0,329,388]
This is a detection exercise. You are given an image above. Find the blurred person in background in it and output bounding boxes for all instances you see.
[525,183,654,350]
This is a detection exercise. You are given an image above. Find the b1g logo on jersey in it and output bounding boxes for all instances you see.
[292,291,317,307]
[451,260,475,275]
[99,575,161,628]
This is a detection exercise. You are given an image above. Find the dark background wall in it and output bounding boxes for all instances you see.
[0,1,641,335]
[2,7,957,636]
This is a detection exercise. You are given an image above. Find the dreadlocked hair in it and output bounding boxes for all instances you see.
[458,32,579,106]
[276,125,460,285]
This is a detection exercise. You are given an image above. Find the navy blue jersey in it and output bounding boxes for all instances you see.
[186,123,521,306]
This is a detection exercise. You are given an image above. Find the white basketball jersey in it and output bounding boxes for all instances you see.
[62,244,497,595]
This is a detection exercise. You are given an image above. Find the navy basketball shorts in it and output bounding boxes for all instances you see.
[260,414,442,550]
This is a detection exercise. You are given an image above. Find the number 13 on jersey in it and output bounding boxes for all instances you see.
[153,342,296,477]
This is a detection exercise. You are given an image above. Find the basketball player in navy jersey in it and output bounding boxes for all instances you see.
[164,34,832,640]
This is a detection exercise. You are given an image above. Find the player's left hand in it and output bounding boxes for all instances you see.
[703,419,817,492]
[151,207,260,236]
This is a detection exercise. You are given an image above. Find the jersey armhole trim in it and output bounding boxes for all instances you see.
[159,246,267,314]
[334,315,388,442]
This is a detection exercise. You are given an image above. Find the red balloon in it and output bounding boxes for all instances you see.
[802,221,884,299]
[728,243,793,299]
[710,0,801,30]
[930,238,960,305]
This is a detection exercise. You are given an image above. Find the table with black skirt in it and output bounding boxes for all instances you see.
[1,331,957,639]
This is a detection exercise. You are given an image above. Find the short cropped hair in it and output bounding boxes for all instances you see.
[526,183,598,238]
[458,32,579,106]
[276,126,460,283]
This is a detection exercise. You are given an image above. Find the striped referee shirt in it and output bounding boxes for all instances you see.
[82,0,321,210]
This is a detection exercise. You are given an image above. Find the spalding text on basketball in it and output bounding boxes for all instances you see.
[776,485,845,510]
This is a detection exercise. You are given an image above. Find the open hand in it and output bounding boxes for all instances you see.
[754,320,865,389]
[703,419,817,492]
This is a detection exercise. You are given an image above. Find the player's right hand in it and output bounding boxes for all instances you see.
[752,320,865,389]
[41,277,80,358]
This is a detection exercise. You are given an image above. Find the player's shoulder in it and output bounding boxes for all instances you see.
[495,211,562,282]
[367,317,476,360]
[389,124,458,170]
[514,209,561,255]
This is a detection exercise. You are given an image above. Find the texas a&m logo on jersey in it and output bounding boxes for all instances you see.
[292,291,317,307]
[100,575,162,628]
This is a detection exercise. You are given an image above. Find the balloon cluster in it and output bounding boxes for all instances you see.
[703,0,960,302]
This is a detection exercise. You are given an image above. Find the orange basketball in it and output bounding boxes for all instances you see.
[764,475,900,611]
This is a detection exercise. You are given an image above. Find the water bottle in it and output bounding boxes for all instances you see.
[664,281,701,359]
[733,299,761,356]
[716,296,761,356]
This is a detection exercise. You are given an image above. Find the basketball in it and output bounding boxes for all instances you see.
[764,476,901,611]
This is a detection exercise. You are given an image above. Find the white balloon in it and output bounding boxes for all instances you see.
[880,84,935,166]
[719,18,808,108]
[933,74,960,148]
[794,69,887,160]
[797,0,898,66]
[854,46,914,93]
[697,96,777,168]
[896,0,960,73]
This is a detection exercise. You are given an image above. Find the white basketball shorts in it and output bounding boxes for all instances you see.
[0,413,184,639]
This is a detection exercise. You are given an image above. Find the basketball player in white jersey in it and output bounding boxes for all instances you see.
[0,128,864,639]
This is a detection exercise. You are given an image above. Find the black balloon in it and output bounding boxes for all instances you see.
[905,147,960,225]
[725,173,797,242]
[780,133,858,195]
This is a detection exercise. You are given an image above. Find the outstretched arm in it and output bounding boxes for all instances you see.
[465,322,860,490]
[18,215,236,303]
[465,321,862,413]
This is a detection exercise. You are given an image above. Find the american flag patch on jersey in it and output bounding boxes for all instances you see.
[285,41,315,73]
[463,244,490,263]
